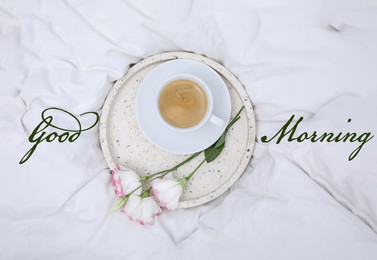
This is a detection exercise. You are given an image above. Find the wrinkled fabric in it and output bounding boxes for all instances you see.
[1,0,377,259]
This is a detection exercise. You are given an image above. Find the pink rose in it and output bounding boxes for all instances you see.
[111,165,141,199]
[122,195,161,225]
[152,178,183,210]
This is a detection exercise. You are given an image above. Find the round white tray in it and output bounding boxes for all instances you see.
[100,52,256,208]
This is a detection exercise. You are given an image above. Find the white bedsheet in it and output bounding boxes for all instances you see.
[1,0,377,259]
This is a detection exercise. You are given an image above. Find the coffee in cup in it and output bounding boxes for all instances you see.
[158,79,207,128]
[155,74,225,132]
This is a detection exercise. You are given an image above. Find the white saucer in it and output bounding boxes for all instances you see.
[135,59,231,154]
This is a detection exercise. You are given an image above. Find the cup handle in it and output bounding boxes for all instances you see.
[209,114,225,128]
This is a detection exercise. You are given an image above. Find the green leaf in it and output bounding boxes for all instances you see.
[204,106,244,163]
[204,139,225,163]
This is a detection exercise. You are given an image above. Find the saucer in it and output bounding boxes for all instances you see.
[135,59,232,154]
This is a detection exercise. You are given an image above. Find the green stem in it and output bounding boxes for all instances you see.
[141,187,152,199]
[141,152,201,182]
[180,143,222,184]
[143,172,173,185]
[111,196,128,212]
[181,158,206,185]
[225,106,244,133]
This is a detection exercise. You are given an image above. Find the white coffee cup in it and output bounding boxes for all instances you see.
[155,74,225,132]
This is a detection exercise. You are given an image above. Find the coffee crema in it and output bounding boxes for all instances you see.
[159,79,208,128]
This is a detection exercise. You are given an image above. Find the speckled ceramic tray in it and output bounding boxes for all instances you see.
[100,52,256,208]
